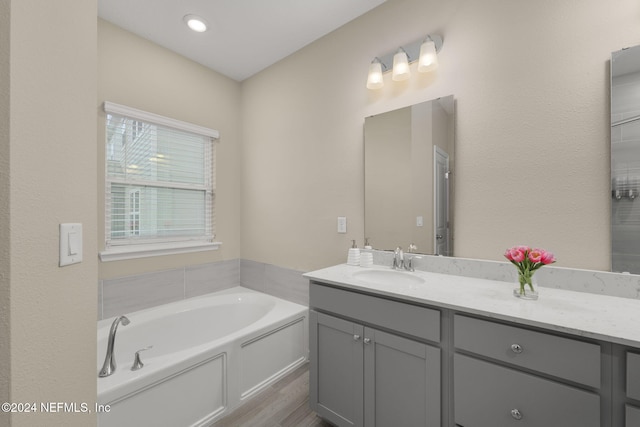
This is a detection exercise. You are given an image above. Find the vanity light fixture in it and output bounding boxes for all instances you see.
[392,48,411,81]
[366,58,386,90]
[418,36,439,72]
[367,34,443,89]
[184,14,208,33]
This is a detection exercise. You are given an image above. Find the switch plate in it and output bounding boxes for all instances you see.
[59,223,83,267]
[416,216,424,227]
[337,217,347,233]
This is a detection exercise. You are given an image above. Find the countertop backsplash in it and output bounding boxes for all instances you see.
[366,249,640,300]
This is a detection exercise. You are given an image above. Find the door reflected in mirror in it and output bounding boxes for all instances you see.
[364,95,454,255]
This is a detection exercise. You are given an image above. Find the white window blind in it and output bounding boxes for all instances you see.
[101,102,220,261]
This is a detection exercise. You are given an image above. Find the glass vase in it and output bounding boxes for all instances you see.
[513,272,539,300]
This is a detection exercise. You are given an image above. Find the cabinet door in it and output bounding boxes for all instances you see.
[454,354,599,427]
[364,327,441,427]
[309,311,364,427]
[626,405,640,427]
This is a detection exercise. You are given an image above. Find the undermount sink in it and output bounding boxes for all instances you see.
[352,269,425,286]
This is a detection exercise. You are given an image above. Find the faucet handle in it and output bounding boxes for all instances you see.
[405,257,414,272]
[131,346,153,371]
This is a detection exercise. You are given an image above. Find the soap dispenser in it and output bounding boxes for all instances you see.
[364,237,372,250]
[347,240,361,266]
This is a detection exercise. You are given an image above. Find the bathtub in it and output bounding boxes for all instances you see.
[97,286,308,427]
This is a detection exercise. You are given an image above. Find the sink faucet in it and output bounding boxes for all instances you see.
[392,247,404,270]
[392,246,416,272]
[99,315,130,378]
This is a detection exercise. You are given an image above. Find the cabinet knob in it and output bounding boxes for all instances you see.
[353,334,361,341]
[510,409,523,420]
[364,338,372,344]
[511,343,523,354]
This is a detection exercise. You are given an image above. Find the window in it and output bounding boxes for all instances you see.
[100,102,220,261]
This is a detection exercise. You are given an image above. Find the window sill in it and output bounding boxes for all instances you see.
[99,241,222,262]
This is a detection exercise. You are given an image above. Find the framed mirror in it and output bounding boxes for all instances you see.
[364,95,454,255]
[611,46,640,273]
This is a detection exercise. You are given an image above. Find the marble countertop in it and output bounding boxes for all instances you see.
[303,264,640,348]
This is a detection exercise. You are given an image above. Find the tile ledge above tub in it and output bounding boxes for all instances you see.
[304,263,640,348]
[99,241,222,262]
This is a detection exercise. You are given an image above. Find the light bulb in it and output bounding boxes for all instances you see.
[392,48,411,81]
[418,39,438,72]
[184,15,208,33]
[366,59,384,89]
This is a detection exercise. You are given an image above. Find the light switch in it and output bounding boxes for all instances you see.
[68,231,79,255]
[60,223,83,267]
[416,216,424,227]
[337,217,347,233]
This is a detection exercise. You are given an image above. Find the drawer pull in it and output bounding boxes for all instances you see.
[364,338,372,344]
[510,409,523,420]
[511,343,523,354]
[353,334,361,341]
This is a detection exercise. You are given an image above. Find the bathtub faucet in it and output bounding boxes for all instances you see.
[99,315,130,378]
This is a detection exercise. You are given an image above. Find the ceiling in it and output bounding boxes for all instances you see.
[98,0,387,82]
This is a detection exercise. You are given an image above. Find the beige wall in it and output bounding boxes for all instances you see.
[0,1,10,424]
[2,1,98,426]
[97,20,242,279]
[242,0,640,272]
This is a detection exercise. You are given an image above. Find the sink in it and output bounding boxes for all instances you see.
[352,269,425,286]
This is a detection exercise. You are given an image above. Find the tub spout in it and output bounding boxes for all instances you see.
[99,315,130,378]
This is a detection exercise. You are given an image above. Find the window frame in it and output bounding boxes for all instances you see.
[99,102,221,262]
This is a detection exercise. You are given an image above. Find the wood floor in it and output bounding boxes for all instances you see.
[210,363,333,427]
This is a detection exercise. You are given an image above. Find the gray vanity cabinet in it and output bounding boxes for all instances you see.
[453,314,601,427]
[310,311,364,427]
[309,283,441,427]
[626,352,640,427]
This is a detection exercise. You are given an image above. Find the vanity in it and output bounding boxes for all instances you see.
[304,262,640,427]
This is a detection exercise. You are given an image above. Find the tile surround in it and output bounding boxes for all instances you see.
[99,259,308,319]
[240,259,309,306]
[100,259,240,319]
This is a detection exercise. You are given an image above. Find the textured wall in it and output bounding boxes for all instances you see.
[242,0,640,272]
[4,0,98,425]
[0,0,10,425]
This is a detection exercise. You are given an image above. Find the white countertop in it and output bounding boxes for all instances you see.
[303,264,640,348]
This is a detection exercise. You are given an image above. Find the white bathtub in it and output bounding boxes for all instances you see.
[97,286,308,427]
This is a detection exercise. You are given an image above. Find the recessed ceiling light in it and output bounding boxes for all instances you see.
[184,14,208,33]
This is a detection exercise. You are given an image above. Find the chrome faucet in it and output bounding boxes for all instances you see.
[392,246,404,270]
[99,315,130,378]
[393,246,416,272]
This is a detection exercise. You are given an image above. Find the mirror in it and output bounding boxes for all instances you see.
[364,95,454,255]
[611,46,640,273]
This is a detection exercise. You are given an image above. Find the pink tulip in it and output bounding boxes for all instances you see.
[528,249,543,263]
[540,250,556,265]
[508,248,525,263]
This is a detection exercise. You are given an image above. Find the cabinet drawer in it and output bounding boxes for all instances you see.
[454,354,600,427]
[627,405,640,427]
[627,352,640,400]
[310,283,440,342]
[454,314,600,388]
